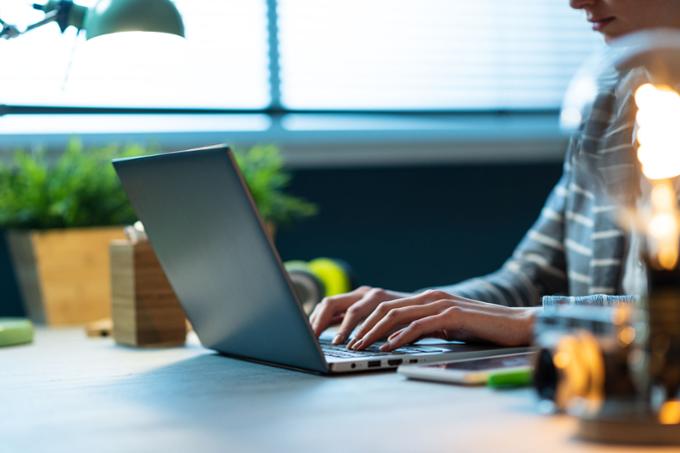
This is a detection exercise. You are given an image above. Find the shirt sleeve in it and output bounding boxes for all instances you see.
[432,162,571,307]
[541,294,636,307]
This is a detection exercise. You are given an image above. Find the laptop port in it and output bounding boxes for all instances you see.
[388,359,403,366]
[409,359,418,364]
[367,360,381,368]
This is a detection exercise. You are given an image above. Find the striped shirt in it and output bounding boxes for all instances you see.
[439,69,650,307]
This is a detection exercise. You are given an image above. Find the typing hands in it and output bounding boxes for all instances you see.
[309,286,537,351]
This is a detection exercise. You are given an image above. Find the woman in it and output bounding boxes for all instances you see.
[309,0,680,352]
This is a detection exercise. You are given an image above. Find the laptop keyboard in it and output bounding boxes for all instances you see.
[319,339,442,358]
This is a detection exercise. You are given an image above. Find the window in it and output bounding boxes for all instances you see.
[0,0,599,111]
[278,0,601,110]
[0,0,269,108]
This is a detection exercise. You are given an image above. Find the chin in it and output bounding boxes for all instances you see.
[604,26,648,43]
[602,29,630,44]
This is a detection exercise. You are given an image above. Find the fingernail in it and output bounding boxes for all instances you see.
[332,334,343,345]
[346,339,357,349]
[353,340,364,350]
[380,343,391,352]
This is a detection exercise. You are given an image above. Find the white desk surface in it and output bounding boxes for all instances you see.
[2,329,675,453]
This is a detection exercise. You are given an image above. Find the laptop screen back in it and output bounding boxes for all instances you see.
[113,145,327,373]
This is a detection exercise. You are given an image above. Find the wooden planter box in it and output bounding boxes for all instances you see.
[110,239,186,347]
[7,227,126,326]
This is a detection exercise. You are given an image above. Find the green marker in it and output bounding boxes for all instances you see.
[487,368,532,389]
[0,318,34,347]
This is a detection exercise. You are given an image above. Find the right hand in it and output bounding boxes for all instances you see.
[309,286,411,344]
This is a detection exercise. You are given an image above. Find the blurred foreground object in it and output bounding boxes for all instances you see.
[110,235,186,348]
[537,30,680,445]
[0,0,184,41]
[0,318,34,347]
[633,83,680,270]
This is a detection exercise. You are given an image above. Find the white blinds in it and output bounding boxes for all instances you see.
[277,0,602,110]
[0,1,601,110]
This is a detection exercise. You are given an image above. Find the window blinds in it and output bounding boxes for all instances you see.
[0,1,600,110]
[277,0,602,110]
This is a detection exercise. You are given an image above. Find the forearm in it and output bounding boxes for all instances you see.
[431,263,561,308]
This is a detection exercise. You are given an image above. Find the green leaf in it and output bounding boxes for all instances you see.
[0,139,146,229]
[0,141,316,230]
[233,145,317,226]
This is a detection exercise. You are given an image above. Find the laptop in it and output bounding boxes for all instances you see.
[113,145,528,374]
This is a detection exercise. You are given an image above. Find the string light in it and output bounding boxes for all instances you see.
[634,83,680,269]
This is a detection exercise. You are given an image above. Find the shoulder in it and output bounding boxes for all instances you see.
[612,67,652,119]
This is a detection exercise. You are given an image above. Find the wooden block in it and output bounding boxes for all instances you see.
[110,240,187,347]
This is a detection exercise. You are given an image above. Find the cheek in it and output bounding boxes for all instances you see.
[628,0,673,27]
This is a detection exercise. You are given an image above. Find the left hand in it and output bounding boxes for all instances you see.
[346,289,538,352]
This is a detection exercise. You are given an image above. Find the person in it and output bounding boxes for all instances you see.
[309,0,680,352]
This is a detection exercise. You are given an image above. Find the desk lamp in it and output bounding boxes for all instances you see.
[544,29,680,444]
[0,0,183,344]
[0,0,184,41]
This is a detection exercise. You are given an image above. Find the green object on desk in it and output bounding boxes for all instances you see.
[487,368,532,389]
[0,318,34,347]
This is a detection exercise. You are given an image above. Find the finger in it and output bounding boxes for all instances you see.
[312,314,345,334]
[362,295,496,344]
[334,288,392,345]
[346,290,446,347]
[381,310,460,351]
[388,327,406,342]
[349,294,436,346]
[326,314,345,329]
[352,301,451,350]
[310,295,353,336]
[309,299,341,327]
[382,306,532,351]
[310,287,369,336]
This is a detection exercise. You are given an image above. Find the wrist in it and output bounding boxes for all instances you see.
[514,307,539,345]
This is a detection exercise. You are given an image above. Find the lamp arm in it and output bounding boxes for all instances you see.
[0,10,59,40]
[25,10,61,33]
[0,17,22,40]
[0,1,87,40]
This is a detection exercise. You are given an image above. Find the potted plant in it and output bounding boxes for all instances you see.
[233,145,317,234]
[0,140,144,325]
[1,141,316,326]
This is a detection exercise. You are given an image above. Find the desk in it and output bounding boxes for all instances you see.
[2,329,672,453]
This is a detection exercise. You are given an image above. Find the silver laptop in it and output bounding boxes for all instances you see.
[113,145,528,374]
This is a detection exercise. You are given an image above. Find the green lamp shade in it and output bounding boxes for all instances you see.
[84,0,185,40]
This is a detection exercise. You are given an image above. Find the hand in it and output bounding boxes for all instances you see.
[345,290,537,352]
[309,286,412,344]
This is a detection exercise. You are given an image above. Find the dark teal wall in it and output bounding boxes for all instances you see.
[276,162,562,292]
